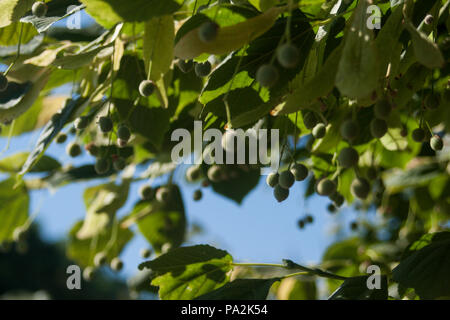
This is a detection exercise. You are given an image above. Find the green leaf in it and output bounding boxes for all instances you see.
[0,0,34,28]
[130,185,186,253]
[0,177,29,244]
[20,4,85,33]
[76,181,131,240]
[0,70,51,124]
[274,44,343,115]
[208,165,261,204]
[383,162,442,193]
[143,15,174,82]
[67,219,134,267]
[174,6,285,60]
[375,6,404,78]
[196,278,280,300]
[0,22,37,46]
[80,0,184,28]
[0,152,60,173]
[44,163,119,188]
[52,44,112,70]
[200,10,314,124]
[335,0,379,99]
[392,231,450,299]
[19,97,89,176]
[139,245,233,300]
[392,232,450,299]
[115,99,170,150]
[328,275,388,300]
[0,81,33,111]
[404,21,445,69]
[277,277,317,300]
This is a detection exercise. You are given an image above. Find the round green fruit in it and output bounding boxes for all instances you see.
[95,157,110,175]
[139,184,154,201]
[266,172,279,188]
[140,248,151,259]
[290,163,308,181]
[370,118,388,138]
[83,267,95,281]
[327,204,337,213]
[198,21,219,43]
[374,99,392,120]
[256,64,279,88]
[317,179,336,196]
[424,14,434,25]
[312,123,326,139]
[86,143,99,157]
[186,165,202,182]
[74,116,89,130]
[338,147,359,168]
[195,61,212,77]
[303,112,318,130]
[330,192,344,207]
[298,220,305,229]
[430,135,443,151]
[351,177,370,199]
[193,189,203,201]
[32,1,47,17]
[278,170,295,189]
[207,165,223,182]
[117,124,131,142]
[340,119,359,141]
[177,59,194,73]
[412,128,425,142]
[113,157,126,171]
[274,185,289,202]
[98,116,113,133]
[94,252,107,267]
[277,43,300,69]
[66,142,82,158]
[55,133,67,144]
[110,257,123,272]
[156,187,171,203]
[139,80,155,97]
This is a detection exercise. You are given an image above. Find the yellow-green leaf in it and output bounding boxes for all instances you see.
[174,6,286,60]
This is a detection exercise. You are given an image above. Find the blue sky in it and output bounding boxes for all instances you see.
[0,131,358,278]
[0,10,359,280]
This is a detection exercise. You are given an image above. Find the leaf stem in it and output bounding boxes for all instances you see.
[231,260,348,281]
[4,23,24,76]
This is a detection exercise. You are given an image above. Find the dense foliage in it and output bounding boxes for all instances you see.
[0,0,449,300]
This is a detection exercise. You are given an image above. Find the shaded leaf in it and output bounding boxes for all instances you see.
[80,0,183,28]
[0,178,29,244]
[0,0,34,28]
[328,275,388,300]
[404,21,445,69]
[67,220,134,267]
[21,4,85,33]
[139,245,233,300]
[0,152,60,173]
[174,6,286,60]
[392,232,450,299]
[335,0,379,99]
[196,278,280,300]
[19,97,89,176]
[129,185,186,253]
